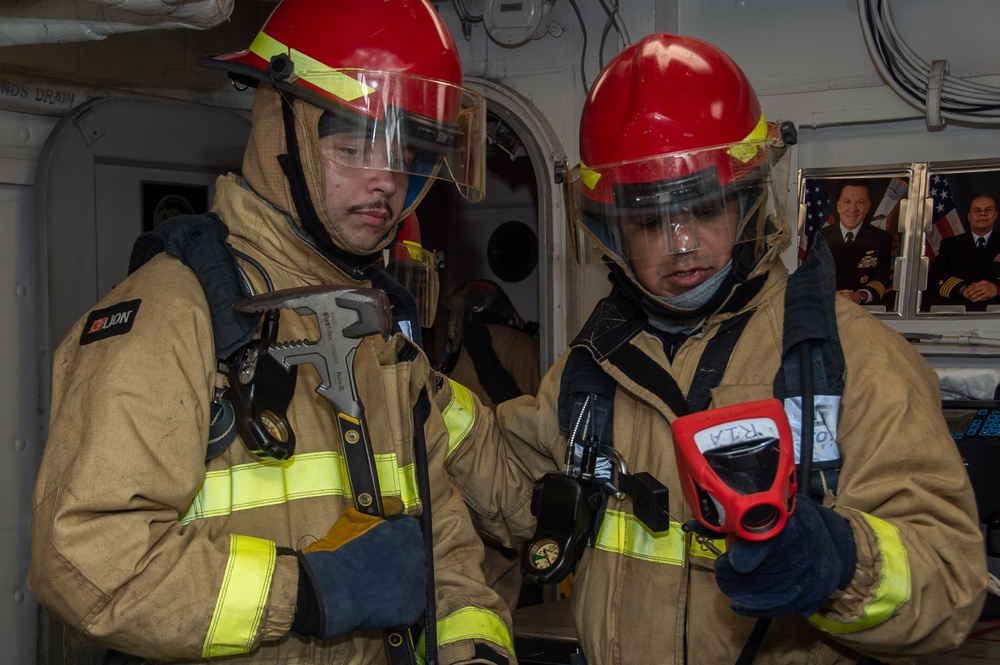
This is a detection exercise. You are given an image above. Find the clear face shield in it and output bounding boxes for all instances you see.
[568,134,792,285]
[382,240,443,328]
[610,169,739,261]
[295,68,487,212]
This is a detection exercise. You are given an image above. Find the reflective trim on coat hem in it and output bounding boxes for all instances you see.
[415,606,515,662]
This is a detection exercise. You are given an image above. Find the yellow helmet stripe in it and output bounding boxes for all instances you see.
[248,30,374,102]
[728,112,769,163]
[579,160,602,192]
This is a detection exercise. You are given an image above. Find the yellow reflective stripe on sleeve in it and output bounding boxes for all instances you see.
[414,607,515,663]
[443,379,476,461]
[593,509,686,565]
[203,535,275,657]
[808,512,911,635]
[248,31,374,102]
[181,451,418,524]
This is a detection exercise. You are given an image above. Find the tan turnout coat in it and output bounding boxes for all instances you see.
[447,249,988,665]
[29,175,513,664]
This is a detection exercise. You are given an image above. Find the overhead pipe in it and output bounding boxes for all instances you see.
[0,0,234,46]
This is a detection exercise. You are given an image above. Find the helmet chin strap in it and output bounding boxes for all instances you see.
[275,93,384,278]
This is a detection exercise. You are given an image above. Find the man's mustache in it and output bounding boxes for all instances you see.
[348,201,395,221]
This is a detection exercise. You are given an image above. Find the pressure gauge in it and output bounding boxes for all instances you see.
[527,538,561,570]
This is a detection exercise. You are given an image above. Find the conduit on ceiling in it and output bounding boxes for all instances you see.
[858,0,1000,129]
[0,0,234,46]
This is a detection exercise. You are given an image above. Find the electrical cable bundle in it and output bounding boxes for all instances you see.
[858,0,1000,126]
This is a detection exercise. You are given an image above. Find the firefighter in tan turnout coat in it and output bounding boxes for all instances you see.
[28,1,515,664]
[445,33,988,665]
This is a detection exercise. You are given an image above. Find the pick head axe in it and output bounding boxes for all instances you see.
[236,285,418,664]
[233,285,393,517]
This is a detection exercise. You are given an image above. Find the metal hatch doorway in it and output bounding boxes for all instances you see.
[417,78,569,372]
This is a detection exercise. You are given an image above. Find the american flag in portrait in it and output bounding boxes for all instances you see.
[925,174,964,261]
[799,179,834,263]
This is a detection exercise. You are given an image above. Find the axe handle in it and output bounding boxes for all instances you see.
[336,410,384,518]
[333,407,417,665]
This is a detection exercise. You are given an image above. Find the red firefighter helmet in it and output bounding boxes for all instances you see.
[580,32,769,197]
[201,0,486,204]
[568,33,795,306]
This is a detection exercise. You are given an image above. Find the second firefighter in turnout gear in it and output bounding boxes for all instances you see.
[28,1,515,664]
[446,33,987,665]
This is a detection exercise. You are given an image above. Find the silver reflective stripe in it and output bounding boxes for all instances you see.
[784,394,842,465]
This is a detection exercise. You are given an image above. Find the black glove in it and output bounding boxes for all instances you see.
[714,495,857,618]
[290,507,427,639]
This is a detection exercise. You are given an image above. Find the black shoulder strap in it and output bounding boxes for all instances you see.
[129,213,259,360]
[557,346,618,443]
[566,289,753,420]
[128,213,259,461]
[774,232,845,495]
[463,321,524,405]
[774,232,844,401]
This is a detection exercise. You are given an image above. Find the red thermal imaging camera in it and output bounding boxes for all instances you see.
[671,398,797,541]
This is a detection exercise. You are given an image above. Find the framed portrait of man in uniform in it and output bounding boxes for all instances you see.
[916,161,1000,316]
[796,166,913,318]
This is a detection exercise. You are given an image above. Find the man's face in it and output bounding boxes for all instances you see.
[318,133,411,254]
[836,185,871,231]
[968,196,997,235]
[619,196,740,298]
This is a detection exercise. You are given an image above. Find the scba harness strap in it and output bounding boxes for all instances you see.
[129,213,257,460]
[549,242,845,665]
[127,213,427,462]
[558,239,844,514]
[129,213,260,358]
[773,232,845,496]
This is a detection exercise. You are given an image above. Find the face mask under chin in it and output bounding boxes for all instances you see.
[658,259,734,310]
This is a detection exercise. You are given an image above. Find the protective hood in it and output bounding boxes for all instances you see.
[605,196,793,325]
[242,85,403,268]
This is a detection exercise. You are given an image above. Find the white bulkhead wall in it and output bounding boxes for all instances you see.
[4,0,996,357]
